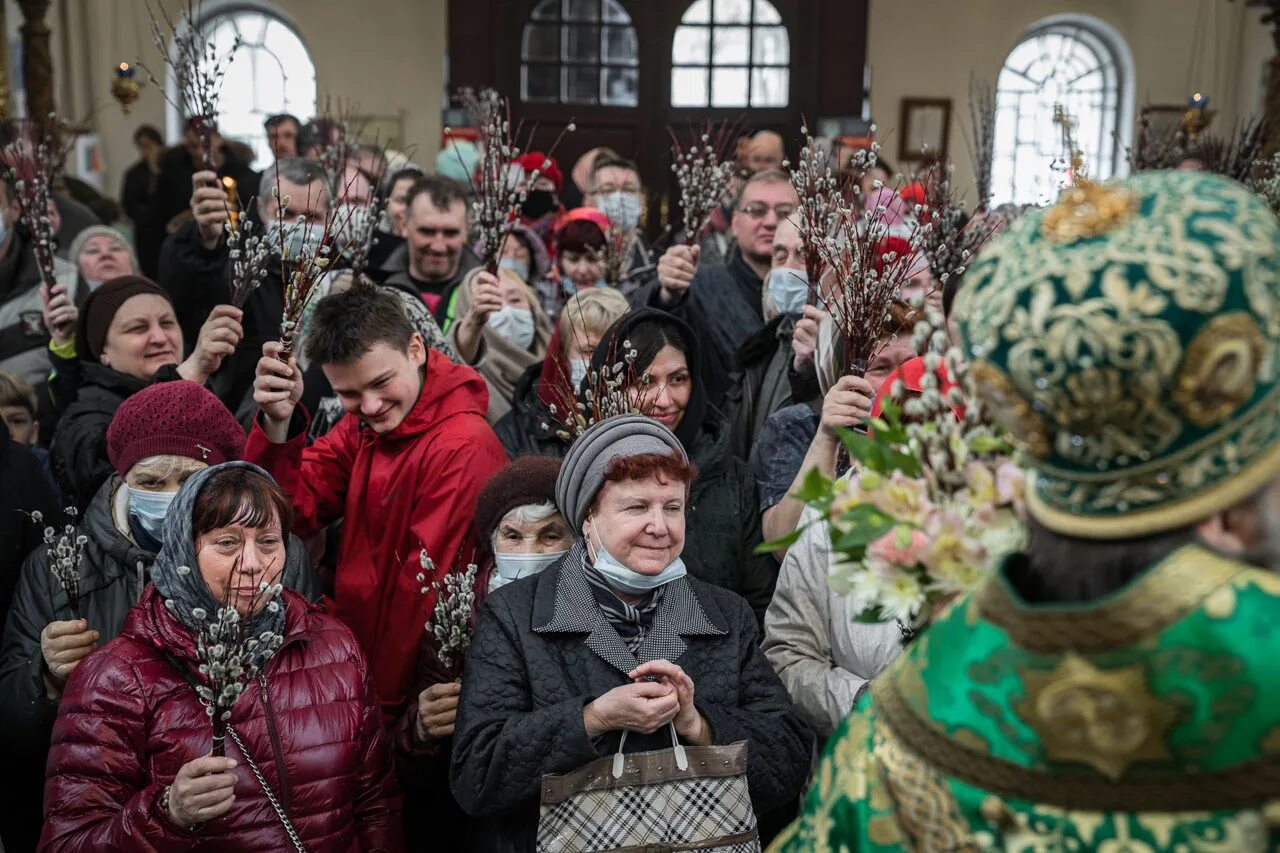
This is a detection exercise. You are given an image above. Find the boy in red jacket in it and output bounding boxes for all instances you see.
[248,283,507,719]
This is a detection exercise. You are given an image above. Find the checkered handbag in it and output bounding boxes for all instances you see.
[537,724,760,853]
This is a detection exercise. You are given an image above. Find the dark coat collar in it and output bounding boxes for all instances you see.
[533,541,727,677]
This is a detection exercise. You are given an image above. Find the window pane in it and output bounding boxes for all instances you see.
[672,26,710,64]
[563,0,599,22]
[234,13,267,43]
[712,26,749,64]
[602,25,638,65]
[523,24,559,61]
[751,66,788,106]
[602,0,630,23]
[532,0,558,20]
[565,66,600,104]
[752,25,788,64]
[753,0,781,24]
[711,66,749,107]
[671,67,709,107]
[714,0,750,24]
[602,67,639,106]
[563,24,600,61]
[523,64,560,102]
[683,0,711,24]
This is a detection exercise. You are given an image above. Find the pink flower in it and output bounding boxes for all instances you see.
[996,461,1026,508]
[867,525,930,569]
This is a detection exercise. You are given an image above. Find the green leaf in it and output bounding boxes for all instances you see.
[831,505,896,551]
[756,525,806,554]
[793,466,835,504]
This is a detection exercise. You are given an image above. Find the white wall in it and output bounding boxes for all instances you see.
[26,0,447,200]
[865,0,1271,201]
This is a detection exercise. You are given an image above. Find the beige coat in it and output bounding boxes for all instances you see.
[762,506,904,742]
[447,267,553,423]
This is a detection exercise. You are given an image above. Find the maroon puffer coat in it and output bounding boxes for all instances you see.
[40,586,403,852]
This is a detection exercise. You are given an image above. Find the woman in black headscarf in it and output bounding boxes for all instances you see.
[586,308,775,625]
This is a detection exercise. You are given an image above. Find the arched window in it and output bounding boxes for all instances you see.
[991,16,1132,205]
[521,0,640,106]
[671,0,789,108]
[167,5,316,168]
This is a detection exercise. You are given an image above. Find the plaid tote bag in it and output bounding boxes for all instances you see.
[537,724,760,853]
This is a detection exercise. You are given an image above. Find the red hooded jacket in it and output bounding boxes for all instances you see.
[244,350,508,714]
[41,588,402,852]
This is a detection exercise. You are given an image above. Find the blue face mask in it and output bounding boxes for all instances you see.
[499,256,531,282]
[586,516,687,595]
[769,267,810,317]
[491,549,568,591]
[127,486,178,541]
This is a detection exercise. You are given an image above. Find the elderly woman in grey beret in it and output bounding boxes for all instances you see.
[449,414,813,852]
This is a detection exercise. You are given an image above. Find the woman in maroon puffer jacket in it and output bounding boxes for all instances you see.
[40,462,403,852]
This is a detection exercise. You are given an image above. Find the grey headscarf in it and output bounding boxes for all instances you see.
[152,461,288,639]
[555,414,686,530]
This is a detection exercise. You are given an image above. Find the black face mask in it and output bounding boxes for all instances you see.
[521,189,558,220]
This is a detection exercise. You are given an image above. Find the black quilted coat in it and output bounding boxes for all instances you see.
[450,548,814,853]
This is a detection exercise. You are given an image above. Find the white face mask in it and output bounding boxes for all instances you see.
[596,192,642,233]
[266,217,324,261]
[487,306,536,350]
[491,549,569,591]
[585,515,687,594]
[569,358,590,388]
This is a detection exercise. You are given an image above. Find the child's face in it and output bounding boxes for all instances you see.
[1,404,36,445]
[322,335,427,434]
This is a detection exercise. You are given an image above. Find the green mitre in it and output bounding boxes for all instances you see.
[954,171,1280,538]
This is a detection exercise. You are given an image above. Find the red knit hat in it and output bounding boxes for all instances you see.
[516,152,564,194]
[107,380,246,475]
[472,455,563,545]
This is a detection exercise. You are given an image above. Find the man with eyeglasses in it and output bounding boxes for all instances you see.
[582,155,657,296]
[641,169,799,407]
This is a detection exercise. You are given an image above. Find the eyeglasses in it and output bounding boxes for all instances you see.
[739,202,797,220]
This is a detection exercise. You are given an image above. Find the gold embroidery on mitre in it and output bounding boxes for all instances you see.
[1041,181,1138,243]
[966,360,1051,458]
[1173,312,1266,428]
[1015,653,1180,780]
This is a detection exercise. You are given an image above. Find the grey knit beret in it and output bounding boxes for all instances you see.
[555,414,686,530]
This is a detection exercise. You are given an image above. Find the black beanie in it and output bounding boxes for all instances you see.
[75,275,173,361]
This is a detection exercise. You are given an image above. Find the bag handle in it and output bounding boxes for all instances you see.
[611,723,689,779]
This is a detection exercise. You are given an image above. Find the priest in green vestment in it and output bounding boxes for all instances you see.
[771,170,1280,852]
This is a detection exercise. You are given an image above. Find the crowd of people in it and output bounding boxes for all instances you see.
[0,99,1277,853]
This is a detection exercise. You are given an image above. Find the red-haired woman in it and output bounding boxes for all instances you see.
[450,415,813,852]
[40,462,401,851]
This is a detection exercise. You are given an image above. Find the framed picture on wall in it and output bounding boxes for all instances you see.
[898,97,952,162]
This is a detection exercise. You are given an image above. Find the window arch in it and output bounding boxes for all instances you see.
[521,0,640,106]
[991,15,1133,206]
[671,0,789,108]
[166,3,316,168]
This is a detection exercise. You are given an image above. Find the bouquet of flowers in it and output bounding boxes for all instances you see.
[761,304,1027,628]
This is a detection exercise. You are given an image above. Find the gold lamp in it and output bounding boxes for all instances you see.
[111,62,142,114]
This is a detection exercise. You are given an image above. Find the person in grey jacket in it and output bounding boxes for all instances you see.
[762,505,903,743]
[450,415,812,853]
[0,381,318,840]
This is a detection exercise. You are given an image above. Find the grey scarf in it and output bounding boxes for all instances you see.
[151,461,288,640]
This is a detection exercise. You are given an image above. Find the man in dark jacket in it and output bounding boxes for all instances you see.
[0,381,319,853]
[142,119,257,275]
[384,175,480,330]
[157,157,330,410]
[635,170,798,407]
[0,426,57,852]
[120,125,164,277]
